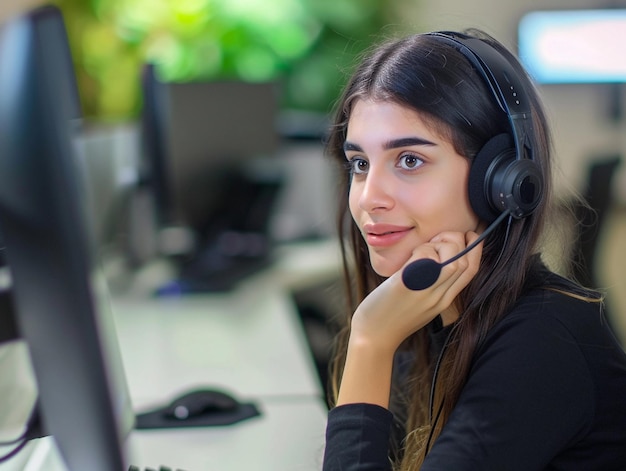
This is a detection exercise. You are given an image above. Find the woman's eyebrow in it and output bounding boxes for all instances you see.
[343,136,436,153]
[343,141,362,153]
[383,137,436,149]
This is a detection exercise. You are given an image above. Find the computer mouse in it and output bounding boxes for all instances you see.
[163,389,240,420]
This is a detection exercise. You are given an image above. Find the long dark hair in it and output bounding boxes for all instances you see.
[326,29,555,468]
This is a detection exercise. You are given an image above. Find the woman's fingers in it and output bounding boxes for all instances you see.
[402,231,482,311]
[352,231,484,352]
[434,231,482,305]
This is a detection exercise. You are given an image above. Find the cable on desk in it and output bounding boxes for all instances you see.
[0,430,28,446]
[0,398,44,463]
[0,436,29,463]
[0,418,31,463]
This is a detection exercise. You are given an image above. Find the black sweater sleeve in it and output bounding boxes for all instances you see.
[323,403,394,471]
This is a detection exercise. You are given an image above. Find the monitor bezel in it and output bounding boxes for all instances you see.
[0,5,134,470]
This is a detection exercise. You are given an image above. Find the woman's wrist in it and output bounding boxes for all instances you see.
[346,330,399,359]
[336,334,396,408]
[349,315,406,356]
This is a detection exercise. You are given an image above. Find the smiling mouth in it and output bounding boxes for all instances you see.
[364,225,413,236]
[369,230,402,236]
[364,227,412,247]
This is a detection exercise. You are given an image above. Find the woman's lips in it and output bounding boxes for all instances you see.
[363,224,413,247]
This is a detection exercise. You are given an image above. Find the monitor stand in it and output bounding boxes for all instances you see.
[154,168,283,295]
[155,233,274,295]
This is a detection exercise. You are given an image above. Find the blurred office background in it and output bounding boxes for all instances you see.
[1,0,625,389]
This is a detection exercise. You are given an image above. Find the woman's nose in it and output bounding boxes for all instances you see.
[358,167,395,212]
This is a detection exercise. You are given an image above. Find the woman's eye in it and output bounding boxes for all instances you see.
[399,153,423,170]
[347,158,369,174]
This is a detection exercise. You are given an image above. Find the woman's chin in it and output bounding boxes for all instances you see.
[370,258,405,278]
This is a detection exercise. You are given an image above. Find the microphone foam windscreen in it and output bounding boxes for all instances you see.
[402,258,442,291]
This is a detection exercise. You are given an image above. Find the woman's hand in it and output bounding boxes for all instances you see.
[351,230,483,354]
[336,230,482,408]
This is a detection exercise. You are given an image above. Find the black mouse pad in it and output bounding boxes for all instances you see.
[134,402,261,429]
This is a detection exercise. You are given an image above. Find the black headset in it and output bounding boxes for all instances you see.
[427,31,544,224]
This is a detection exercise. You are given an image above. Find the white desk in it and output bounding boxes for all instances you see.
[8,398,328,471]
[114,284,323,409]
[0,240,341,470]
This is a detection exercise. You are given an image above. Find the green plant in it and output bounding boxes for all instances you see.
[54,0,392,120]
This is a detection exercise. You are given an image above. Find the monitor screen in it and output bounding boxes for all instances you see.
[518,9,626,83]
[0,5,134,471]
[140,74,280,235]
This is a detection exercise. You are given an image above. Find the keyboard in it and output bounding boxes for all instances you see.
[128,466,187,471]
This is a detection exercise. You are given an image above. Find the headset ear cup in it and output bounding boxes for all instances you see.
[490,157,543,219]
[468,133,513,223]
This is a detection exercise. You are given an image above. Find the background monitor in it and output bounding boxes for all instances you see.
[518,9,626,84]
[139,71,285,292]
[140,72,281,238]
[139,64,170,229]
[0,5,134,470]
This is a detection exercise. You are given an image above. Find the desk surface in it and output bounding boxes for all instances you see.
[7,398,327,471]
[114,239,341,407]
[0,239,340,471]
[114,284,322,409]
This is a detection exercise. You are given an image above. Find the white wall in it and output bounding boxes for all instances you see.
[395,0,626,202]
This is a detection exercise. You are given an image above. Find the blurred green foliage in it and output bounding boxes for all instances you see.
[53,0,395,120]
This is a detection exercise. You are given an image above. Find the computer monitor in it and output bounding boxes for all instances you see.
[0,5,135,470]
[139,72,285,292]
[139,64,171,229]
[140,75,281,234]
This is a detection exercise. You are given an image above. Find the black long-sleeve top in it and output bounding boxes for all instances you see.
[323,267,626,470]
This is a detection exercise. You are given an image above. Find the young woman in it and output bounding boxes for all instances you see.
[322,29,626,470]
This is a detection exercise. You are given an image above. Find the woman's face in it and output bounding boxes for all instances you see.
[345,99,480,277]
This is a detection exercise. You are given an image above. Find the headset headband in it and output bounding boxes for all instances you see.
[427,32,534,162]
